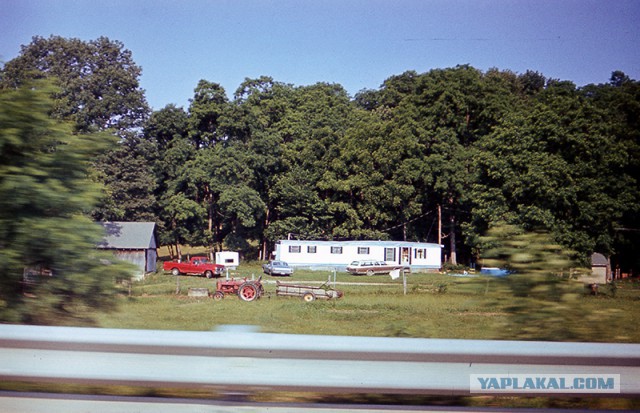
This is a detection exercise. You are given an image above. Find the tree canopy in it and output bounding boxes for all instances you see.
[139,66,639,270]
[2,36,639,274]
[0,35,149,134]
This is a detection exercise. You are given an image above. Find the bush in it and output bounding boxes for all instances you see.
[442,262,469,273]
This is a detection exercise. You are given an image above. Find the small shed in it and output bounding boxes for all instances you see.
[590,252,610,282]
[97,222,157,280]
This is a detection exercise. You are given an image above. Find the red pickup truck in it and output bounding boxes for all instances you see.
[163,257,224,278]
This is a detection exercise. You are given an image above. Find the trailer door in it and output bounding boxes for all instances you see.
[401,247,411,265]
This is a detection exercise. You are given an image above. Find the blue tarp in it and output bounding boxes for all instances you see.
[480,267,510,277]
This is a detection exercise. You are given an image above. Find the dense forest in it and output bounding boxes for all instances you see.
[2,36,639,273]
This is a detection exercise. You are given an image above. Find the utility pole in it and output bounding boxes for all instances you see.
[449,212,457,265]
[437,204,442,245]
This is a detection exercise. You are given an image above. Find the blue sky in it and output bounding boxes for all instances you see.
[2,0,639,110]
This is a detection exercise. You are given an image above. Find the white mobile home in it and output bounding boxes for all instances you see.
[273,240,442,272]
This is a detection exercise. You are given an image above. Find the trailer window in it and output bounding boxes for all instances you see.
[289,245,301,253]
[331,246,343,254]
[384,248,396,262]
[357,247,370,254]
[415,248,427,259]
[307,246,317,253]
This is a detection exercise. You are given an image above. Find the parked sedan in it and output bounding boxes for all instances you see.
[262,260,294,276]
[346,260,409,276]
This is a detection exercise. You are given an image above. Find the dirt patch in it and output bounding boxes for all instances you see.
[327,309,380,315]
[458,312,506,317]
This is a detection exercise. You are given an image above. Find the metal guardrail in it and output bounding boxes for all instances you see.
[0,324,639,396]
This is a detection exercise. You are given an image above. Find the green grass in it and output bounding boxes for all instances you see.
[97,262,640,343]
[8,262,640,410]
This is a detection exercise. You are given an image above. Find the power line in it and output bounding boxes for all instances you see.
[380,210,434,233]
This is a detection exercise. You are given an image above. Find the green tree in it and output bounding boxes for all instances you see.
[188,80,229,148]
[273,83,354,242]
[471,78,637,265]
[320,108,424,240]
[0,83,133,325]
[350,66,512,261]
[92,135,159,222]
[161,192,203,259]
[480,223,601,341]
[582,72,640,272]
[517,70,546,96]
[1,35,153,223]
[144,104,189,151]
[0,35,149,133]
[143,105,192,253]
[169,142,260,256]
[228,76,290,143]
[225,77,294,257]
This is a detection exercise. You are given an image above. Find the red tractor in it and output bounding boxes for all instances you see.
[213,277,264,302]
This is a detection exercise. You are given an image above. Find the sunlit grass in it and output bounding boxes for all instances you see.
[8,263,640,410]
[94,262,640,343]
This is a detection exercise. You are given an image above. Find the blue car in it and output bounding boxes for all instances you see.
[262,260,294,276]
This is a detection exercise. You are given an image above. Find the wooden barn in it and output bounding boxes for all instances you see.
[97,222,158,280]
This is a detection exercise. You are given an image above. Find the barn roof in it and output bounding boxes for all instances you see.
[97,222,157,249]
[591,252,609,267]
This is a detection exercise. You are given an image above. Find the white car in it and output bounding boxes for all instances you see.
[346,260,409,276]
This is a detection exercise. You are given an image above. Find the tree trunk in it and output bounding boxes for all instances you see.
[449,209,457,265]
[437,204,442,245]
[261,207,271,261]
[170,218,179,260]
[206,188,215,261]
[207,200,213,233]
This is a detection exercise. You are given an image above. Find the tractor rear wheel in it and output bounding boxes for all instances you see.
[238,283,258,302]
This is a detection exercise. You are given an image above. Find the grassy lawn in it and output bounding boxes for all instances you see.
[89,263,640,409]
[97,261,640,343]
[6,261,640,410]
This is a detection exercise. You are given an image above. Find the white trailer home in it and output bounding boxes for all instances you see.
[272,240,442,272]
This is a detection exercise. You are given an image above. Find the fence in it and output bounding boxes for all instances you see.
[1,324,639,409]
